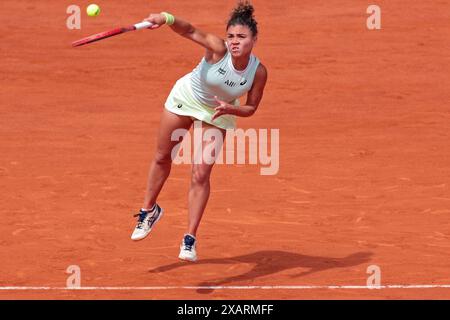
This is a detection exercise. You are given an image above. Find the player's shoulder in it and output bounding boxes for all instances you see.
[255,62,268,80]
[256,62,267,73]
[205,39,227,64]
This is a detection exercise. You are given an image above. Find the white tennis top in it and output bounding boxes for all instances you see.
[189,48,260,107]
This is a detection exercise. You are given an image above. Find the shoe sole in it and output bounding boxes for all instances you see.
[178,254,197,262]
[131,208,164,241]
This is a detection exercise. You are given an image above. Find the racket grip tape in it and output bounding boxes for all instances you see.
[134,21,153,30]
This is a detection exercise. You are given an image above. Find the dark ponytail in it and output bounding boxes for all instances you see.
[227,1,258,36]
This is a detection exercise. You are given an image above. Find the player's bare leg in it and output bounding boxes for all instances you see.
[143,109,193,209]
[179,121,226,261]
[188,122,225,236]
[131,109,192,241]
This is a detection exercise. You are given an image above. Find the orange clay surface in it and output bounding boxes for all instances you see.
[1,0,450,299]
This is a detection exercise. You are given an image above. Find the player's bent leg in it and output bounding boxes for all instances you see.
[143,109,193,209]
[132,109,192,241]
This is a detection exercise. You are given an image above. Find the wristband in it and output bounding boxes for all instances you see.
[161,12,175,25]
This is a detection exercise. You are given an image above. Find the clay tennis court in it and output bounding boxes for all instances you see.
[1,0,449,299]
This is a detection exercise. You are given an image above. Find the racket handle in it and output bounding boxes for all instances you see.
[134,21,153,30]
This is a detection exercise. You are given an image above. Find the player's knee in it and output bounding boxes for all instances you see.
[154,150,172,165]
[191,167,211,185]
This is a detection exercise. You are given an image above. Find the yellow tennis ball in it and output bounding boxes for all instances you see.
[87,4,101,17]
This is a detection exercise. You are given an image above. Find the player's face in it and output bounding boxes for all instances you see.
[226,24,256,58]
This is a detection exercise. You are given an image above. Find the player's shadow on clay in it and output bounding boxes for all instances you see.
[148,250,373,294]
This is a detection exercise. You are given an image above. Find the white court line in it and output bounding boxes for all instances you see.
[0,285,450,290]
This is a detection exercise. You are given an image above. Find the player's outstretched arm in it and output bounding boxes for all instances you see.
[144,12,227,57]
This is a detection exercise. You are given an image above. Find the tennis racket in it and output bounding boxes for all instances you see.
[72,21,153,47]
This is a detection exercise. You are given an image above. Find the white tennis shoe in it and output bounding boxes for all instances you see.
[131,204,163,241]
[178,234,197,262]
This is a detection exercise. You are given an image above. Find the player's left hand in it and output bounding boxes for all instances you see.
[212,96,235,121]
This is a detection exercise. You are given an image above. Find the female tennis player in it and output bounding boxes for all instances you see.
[131,1,267,262]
